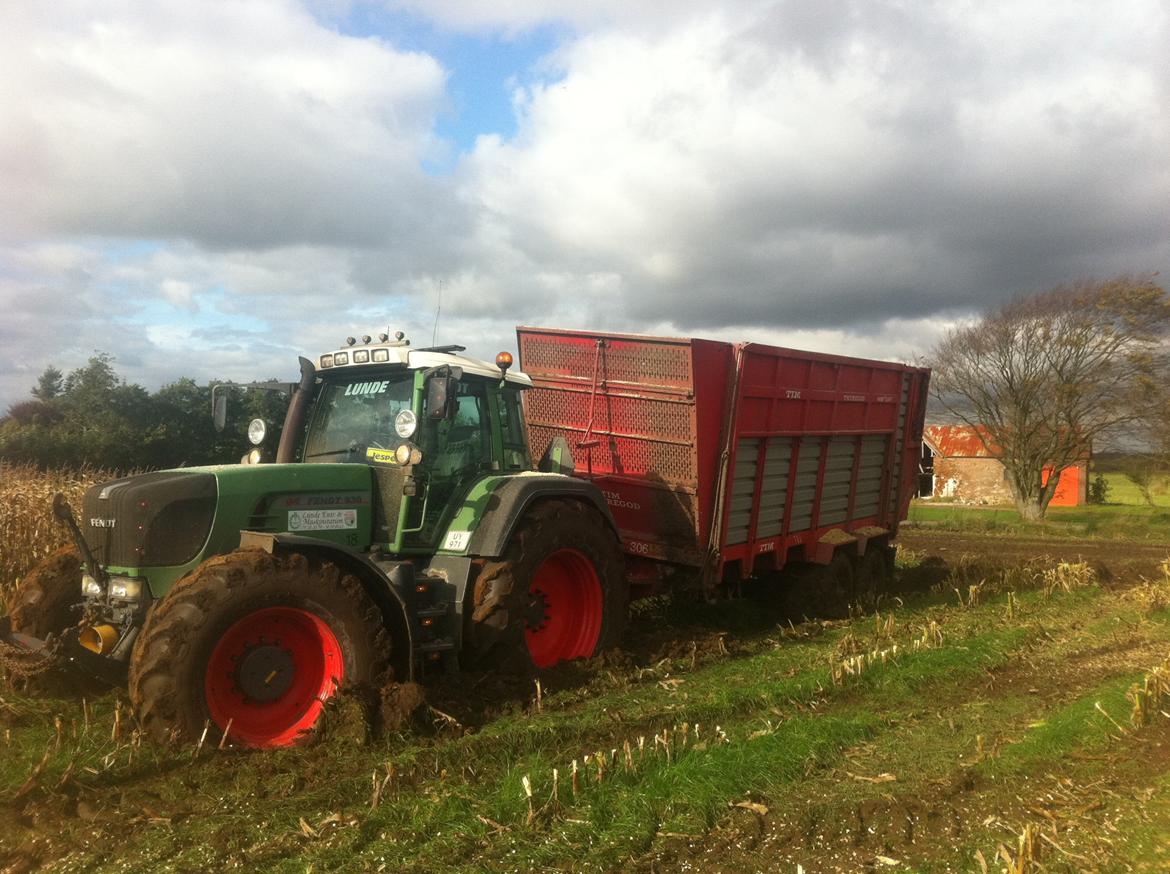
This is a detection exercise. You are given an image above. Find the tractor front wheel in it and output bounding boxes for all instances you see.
[470,500,627,669]
[7,546,82,639]
[129,550,392,749]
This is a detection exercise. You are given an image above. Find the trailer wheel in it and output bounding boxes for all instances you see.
[471,499,627,669]
[826,552,856,614]
[853,548,889,610]
[129,550,392,749]
[6,547,82,639]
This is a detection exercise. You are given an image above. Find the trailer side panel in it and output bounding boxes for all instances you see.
[517,327,929,577]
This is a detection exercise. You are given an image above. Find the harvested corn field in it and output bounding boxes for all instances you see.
[3,529,1170,872]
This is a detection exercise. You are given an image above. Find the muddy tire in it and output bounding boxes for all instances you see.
[128,550,392,749]
[773,553,855,620]
[853,547,890,610]
[470,499,627,670]
[7,547,82,639]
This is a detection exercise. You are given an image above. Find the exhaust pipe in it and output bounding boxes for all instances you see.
[79,624,119,654]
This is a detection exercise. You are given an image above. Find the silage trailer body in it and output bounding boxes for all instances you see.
[517,327,930,586]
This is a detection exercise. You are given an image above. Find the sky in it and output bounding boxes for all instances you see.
[1,0,1168,408]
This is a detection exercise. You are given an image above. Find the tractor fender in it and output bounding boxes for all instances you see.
[450,474,619,559]
[238,531,415,682]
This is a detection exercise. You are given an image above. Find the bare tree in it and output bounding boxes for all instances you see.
[930,276,1170,521]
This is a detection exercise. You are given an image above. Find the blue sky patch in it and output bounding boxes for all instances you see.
[325,6,568,167]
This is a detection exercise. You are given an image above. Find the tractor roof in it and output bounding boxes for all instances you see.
[316,343,532,387]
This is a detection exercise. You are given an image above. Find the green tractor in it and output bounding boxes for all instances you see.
[3,333,626,748]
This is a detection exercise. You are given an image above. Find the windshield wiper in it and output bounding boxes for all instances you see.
[304,441,366,459]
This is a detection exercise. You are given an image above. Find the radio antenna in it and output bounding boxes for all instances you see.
[432,279,443,346]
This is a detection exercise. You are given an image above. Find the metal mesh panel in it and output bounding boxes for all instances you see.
[527,424,697,483]
[519,333,693,390]
[525,389,693,442]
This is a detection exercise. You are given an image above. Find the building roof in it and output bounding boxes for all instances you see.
[923,424,998,458]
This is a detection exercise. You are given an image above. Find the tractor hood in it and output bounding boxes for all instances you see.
[83,470,217,569]
[81,463,378,573]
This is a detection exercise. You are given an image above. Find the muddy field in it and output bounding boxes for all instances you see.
[3,531,1170,872]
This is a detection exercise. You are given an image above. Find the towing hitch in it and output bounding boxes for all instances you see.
[0,616,127,686]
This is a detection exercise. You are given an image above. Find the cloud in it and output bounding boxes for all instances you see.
[456,1,1170,331]
[2,0,1169,413]
[0,0,451,249]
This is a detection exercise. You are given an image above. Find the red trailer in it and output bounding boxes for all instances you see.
[517,326,930,593]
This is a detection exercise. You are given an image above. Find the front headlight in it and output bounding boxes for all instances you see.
[247,418,267,445]
[109,578,142,601]
[394,409,417,438]
[81,575,103,597]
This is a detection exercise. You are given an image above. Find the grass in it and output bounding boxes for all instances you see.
[6,462,1170,869]
[7,551,1170,872]
[907,471,1170,540]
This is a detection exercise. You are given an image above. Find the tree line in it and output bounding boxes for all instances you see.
[0,354,289,471]
[5,276,1167,518]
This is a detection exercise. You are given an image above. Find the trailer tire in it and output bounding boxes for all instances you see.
[853,548,889,610]
[129,549,392,749]
[470,499,627,670]
[7,547,82,639]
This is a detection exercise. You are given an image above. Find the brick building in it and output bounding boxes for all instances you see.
[920,425,1088,507]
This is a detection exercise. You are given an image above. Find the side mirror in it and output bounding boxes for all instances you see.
[426,375,458,420]
[212,389,228,433]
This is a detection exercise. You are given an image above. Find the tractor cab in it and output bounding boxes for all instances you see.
[287,336,533,553]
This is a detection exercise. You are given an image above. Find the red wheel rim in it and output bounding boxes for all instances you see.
[204,607,344,748]
[524,548,604,668]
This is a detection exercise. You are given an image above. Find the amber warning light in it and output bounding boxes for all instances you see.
[495,351,513,374]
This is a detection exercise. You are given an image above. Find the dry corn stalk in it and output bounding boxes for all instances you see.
[1042,561,1095,596]
[1129,657,1170,728]
[1,462,127,595]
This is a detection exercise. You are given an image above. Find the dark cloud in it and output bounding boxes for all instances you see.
[2,0,1168,411]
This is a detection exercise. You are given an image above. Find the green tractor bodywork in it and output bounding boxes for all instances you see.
[18,339,620,721]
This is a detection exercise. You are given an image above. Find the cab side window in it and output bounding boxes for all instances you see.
[497,388,528,470]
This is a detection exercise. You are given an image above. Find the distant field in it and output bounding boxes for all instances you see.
[908,471,1170,540]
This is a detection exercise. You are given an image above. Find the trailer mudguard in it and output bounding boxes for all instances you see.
[238,531,416,681]
[440,473,619,559]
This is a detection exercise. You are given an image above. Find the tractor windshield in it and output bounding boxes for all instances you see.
[303,374,415,462]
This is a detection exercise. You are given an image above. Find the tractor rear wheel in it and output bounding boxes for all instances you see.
[129,550,392,749]
[7,547,82,639]
[470,500,627,669]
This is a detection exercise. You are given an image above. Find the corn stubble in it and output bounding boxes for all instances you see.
[0,463,119,596]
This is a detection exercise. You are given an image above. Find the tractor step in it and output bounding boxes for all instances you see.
[416,638,456,653]
[409,573,460,675]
